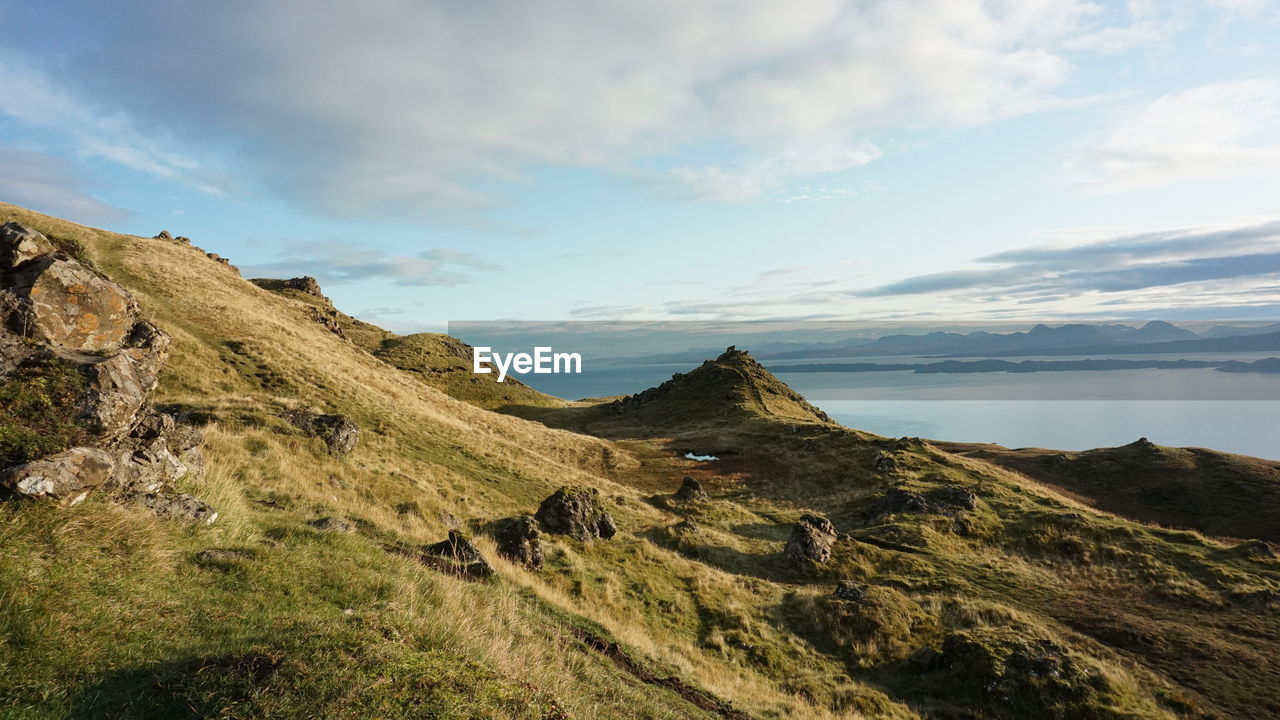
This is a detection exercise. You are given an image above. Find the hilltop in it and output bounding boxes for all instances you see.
[2,201,1280,719]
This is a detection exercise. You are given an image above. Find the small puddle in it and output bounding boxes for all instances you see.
[684,452,719,461]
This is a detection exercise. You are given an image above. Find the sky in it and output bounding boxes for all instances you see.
[1,0,1279,332]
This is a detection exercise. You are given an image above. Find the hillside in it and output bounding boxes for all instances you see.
[249,276,562,411]
[2,202,1280,719]
[936,439,1280,543]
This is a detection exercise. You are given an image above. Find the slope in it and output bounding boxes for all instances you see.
[249,276,562,411]
[935,439,1280,543]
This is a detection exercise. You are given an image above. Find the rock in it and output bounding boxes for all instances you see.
[833,580,870,602]
[535,487,617,540]
[784,513,839,565]
[309,516,353,533]
[872,485,978,519]
[110,409,204,494]
[129,491,219,524]
[0,233,208,514]
[876,487,929,514]
[908,646,944,673]
[80,353,152,439]
[174,236,191,245]
[0,223,56,269]
[308,307,344,337]
[283,411,359,455]
[0,446,114,499]
[154,230,173,240]
[672,517,700,534]
[195,548,256,564]
[596,511,618,539]
[3,254,140,351]
[282,276,326,299]
[673,475,708,502]
[493,515,543,569]
[872,452,897,473]
[422,530,494,578]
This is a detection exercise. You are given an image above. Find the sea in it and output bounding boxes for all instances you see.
[514,350,1280,460]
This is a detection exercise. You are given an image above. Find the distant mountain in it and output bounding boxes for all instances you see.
[960,330,1280,357]
[1200,321,1280,339]
[762,321,1203,360]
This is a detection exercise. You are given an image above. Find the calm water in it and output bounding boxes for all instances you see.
[519,353,1280,460]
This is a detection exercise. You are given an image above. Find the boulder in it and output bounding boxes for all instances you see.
[0,222,56,269]
[3,254,140,352]
[535,487,617,540]
[283,411,359,455]
[493,515,543,569]
[309,516,353,533]
[833,580,870,603]
[154,230,173,240]
[784,513,839,565]
[422,530,494,578]
[0,446,114,499]
[128,491,219,524]
[673,475,708,502]
[872,452,897,474]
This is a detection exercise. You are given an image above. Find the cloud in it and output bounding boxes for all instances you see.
[658,142,882,201]
[856,216,1280,300]
[0,60,220,195]
[0,148,131,224]
[2,0,1124,216]
[242,239,503,287]
[1069,79,1280,191]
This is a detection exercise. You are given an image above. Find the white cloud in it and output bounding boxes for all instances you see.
[0,148,131,225]
[660,142,882,201]
[0,60,218,194]
[3,0,1120,215]
[1069,78,1280,191]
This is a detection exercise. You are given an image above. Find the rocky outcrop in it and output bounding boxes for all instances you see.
[128,491,219,524]
[283,411,359,455]
[493,515,543,569]
[872,452,897,474]
[784,513,839,565]
[536,487,617,540]
[282,276,326,299]
[0,223,211,520]
[872,485,978,519]
[673,476,708,502]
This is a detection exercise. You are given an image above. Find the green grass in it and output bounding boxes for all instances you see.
[0,355,91,467]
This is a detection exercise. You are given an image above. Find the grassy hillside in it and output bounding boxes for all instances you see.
[2,202,1280,719]
[935,440,1280,543]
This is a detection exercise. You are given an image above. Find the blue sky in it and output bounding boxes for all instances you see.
[1,0,1279,332]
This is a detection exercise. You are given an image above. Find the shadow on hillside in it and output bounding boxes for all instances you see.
[68,651,284,719]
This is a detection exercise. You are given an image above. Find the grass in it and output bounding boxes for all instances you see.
[0,354,91,467]
[2,201,1280,718]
